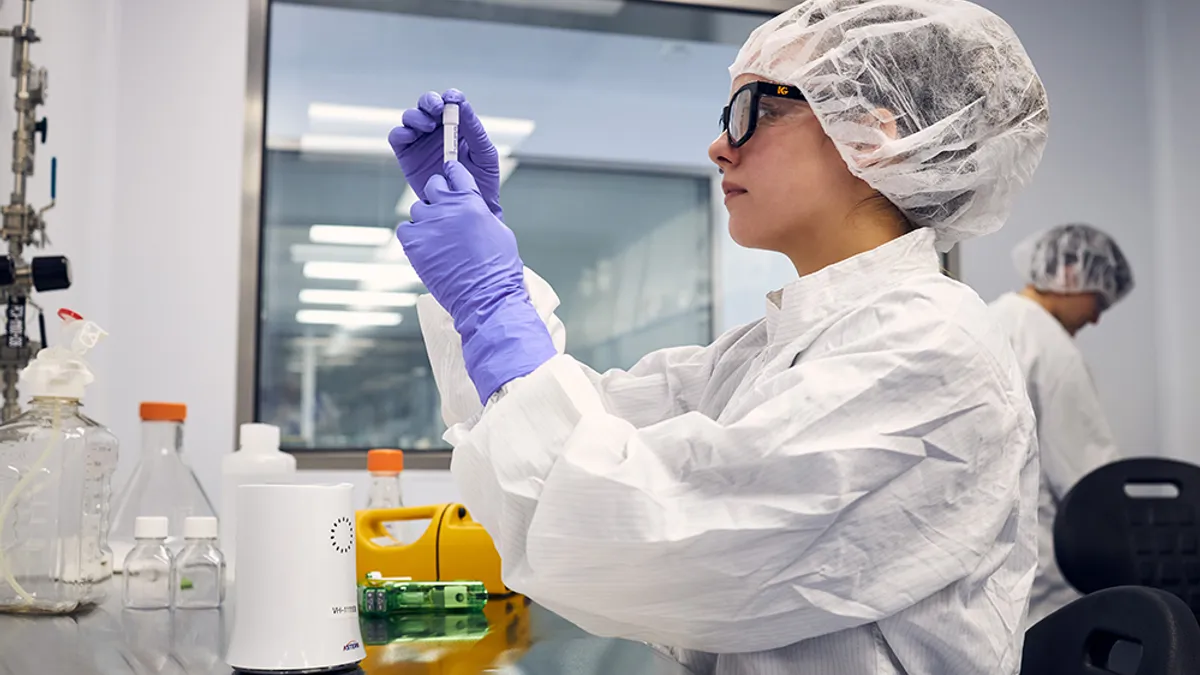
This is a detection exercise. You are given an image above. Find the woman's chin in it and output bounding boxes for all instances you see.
[728,218,773,250]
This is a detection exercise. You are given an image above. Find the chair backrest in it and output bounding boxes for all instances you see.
[1022,586,1200,675]
[1055,458,1200,614]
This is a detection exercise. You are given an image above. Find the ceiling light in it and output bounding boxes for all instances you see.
[302,261,422,290]
[295,309,403,327]
[309,224,394,246]
[299,134,391,156]
[299,289,418,308]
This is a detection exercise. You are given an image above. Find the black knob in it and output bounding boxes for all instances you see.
[31,255,70,292]
[35,118,47,144]
[0,257,13,287]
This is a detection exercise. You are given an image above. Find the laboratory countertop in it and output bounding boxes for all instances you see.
[0,581,689,675]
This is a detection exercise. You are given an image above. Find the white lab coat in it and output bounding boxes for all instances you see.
[989,293,1121,625]
[418,229,1039,675]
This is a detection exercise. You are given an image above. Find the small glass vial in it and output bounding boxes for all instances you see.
[122,516,173,609]
[173,516,225,609]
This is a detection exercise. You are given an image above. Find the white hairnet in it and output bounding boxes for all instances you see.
[1013,224,1134,308]
[730,0,1050,251]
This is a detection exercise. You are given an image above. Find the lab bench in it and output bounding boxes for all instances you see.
[0,581,688,675]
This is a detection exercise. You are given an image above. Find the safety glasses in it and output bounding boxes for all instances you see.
[720,81,807,148]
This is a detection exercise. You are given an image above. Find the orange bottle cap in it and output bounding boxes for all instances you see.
[367,449,404,472]
[140,402,187,422]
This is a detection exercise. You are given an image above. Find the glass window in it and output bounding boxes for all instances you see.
[256,0,768,452]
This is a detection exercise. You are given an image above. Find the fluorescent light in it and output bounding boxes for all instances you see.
[299,134,391,156]
[308,103,404,126]
[291,244,381,264]
[296,309,402,327]
[299,289,418,308]
[309,102,534,135]
[302,261,423,290]
[310,224,394,246]
[464,0,624,14]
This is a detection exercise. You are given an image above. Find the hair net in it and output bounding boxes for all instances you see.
[730,0,1050,251]
[1013,224,1134,308]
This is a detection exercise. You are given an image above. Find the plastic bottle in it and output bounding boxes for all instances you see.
[110,403,216,567]
[220,423,295,580]
[0,310,117,615]
[173,516,224,609]
[123,516,173,609]
[366,449,405,545]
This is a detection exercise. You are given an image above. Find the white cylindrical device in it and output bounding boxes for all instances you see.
[225,483,364,673]
[443,102,460,164]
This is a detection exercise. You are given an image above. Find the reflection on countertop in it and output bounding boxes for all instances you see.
[0,581,689,675]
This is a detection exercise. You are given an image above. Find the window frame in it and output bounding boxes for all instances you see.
[235,0,959,470]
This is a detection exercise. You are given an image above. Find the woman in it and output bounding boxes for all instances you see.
[388,1,1049,673]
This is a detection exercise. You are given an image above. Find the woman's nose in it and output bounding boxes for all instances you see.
[708,134,737,170]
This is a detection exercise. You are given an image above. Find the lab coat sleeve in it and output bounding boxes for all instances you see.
[449,319,1030,653]
[1034,356,1121,500]
[419,267,741,429]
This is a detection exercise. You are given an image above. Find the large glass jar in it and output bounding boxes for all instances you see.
[0,397,119,614]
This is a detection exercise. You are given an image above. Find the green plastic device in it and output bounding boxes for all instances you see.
[360,612,490,645]
[358,571,488,615]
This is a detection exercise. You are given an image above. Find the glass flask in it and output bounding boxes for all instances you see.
[0,312,118,614]
[110,402,215,565]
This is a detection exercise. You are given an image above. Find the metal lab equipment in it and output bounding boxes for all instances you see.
[0,0,73,422]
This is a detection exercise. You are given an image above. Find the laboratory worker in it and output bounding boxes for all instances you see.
[990,224,1134,624]
[387,1,1049,673]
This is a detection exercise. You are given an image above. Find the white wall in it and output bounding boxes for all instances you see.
[6,0,1196,512]
[958,0,1160,459]
[1148,0,1200,461]
[0,0,249,503]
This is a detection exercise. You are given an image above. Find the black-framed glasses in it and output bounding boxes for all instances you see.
[720,81,807,148]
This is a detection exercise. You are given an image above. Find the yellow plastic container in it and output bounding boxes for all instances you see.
[356,503,509,596]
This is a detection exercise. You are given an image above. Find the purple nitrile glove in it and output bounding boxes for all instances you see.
[397,162,554,403]
[387,89,504,220]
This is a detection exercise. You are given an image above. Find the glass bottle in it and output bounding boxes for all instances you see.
[366,449,405,544]
[173,516,224,609]
[123,516,173,609]
[110,402,215,565]
[0,313,117,614]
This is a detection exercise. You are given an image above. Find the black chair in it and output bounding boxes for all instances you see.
[1055,457,1200,614]
[1022,586,1200,675]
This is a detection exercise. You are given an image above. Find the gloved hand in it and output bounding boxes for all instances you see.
[398,162,555,403]
[388,89,504,220]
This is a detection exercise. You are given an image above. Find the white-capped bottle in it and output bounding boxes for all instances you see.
[220,424,295,580]
[173,516,224,609]
[123,516,173,609]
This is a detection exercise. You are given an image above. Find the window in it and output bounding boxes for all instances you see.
[246,0,778,459]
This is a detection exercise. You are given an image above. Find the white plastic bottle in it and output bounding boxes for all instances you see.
[220,424,295,580]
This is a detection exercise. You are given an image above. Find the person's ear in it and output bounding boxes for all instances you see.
[849,108,899,168]
[872,108,899,141]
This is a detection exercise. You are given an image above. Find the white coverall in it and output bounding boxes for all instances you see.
[989,292,1121,624]
[419,229,1040,675]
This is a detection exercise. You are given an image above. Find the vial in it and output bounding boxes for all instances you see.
[123,516,174,609]
[173,516,225,609]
